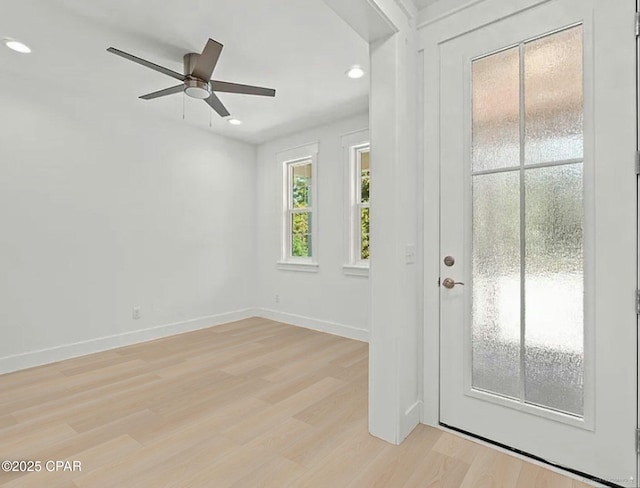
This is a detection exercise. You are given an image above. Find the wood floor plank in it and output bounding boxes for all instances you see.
[130,396,270,446]
[12,373,162,426]
[229,455,306,488]
[459,447,523,488]
[0,415,16,430]
[220,376,345,444]
[346,425,443,488]
[289,426,387,487]
[404,449,471,488]
[1,435,142,488]
[433,429,483,463]
[517,461,574,488]
[0,318,598,488]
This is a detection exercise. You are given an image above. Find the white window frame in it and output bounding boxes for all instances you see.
[276,142,319,272]
[341,129,370,277]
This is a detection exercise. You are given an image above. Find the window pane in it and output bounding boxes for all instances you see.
[472,47,520,172]
[360,207,369,260]
[524,164,583,415]
[525,27,583,164]
[360,150,370,204]
[472,171,521,398]
[291,212,312,257]
[291,163,312,208]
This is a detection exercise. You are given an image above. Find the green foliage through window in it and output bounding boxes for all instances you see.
[360,166,370,259]
[290,163,312,257]
[292,212,312,257]
[360,149,370,260]
[361,206,370,260]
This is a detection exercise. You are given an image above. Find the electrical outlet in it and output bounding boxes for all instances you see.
[275,294,280,304]
[132,306,141,320]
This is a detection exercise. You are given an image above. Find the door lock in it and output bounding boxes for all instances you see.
[442,278,464,289]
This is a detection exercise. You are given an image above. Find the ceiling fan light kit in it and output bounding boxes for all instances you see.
[107,38,276,119]
[184,78,211,99]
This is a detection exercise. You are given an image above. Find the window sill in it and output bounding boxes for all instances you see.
[276,261,319,273]
[342,264,370,277]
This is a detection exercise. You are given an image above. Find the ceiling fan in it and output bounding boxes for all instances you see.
[106,39,276,118]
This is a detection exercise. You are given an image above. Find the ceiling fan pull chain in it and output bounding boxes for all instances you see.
[182,92,185,120]
[209,107,212,128]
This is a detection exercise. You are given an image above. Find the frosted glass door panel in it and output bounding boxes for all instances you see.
[525,27,583,165]
[472,48,520,171]
[469,26,585,417]
[524,164,584,415]
[472,172,521,398]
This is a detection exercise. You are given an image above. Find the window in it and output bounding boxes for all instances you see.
[342,128,370,276]
[352,145,370,262]
[278,142,318,271]
[288,160,313,258]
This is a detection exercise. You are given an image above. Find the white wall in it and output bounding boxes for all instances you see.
[324,0,421,444]
[0,74,257,373]
[255,113,370,341]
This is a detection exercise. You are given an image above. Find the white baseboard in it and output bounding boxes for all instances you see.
[0,307,368,375]
[0,308,259,375]
[256,308,369,342]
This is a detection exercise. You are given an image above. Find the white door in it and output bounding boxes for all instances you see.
[439,0,638,484]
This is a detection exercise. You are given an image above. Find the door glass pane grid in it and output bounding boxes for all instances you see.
[470,25,584,417]
[472,47,520,172]
[524,27,583,165]
[472,172,521,399]
[524,164,584,415]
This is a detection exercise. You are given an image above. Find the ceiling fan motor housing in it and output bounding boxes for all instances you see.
[183,53,211,99]
[183,53,200,77]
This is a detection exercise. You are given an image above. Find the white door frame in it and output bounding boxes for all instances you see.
[321,0,423,445]
[636,0,640,482]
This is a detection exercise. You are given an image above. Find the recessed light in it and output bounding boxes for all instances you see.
[228,118,242,126]
[3,39,31,54]
[346,65,365,79]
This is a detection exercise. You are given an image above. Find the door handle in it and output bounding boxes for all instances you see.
[442,278,464,289]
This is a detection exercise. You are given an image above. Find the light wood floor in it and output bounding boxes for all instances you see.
[0,318,596,487]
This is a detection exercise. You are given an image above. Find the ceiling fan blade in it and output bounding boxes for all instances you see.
[139,84,184,100]
[204,92,230,117]
[191,39,223,81]
[107,47,186,82]
[210,80,276,97]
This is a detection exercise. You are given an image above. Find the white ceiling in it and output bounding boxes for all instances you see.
[0,0,369,144]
